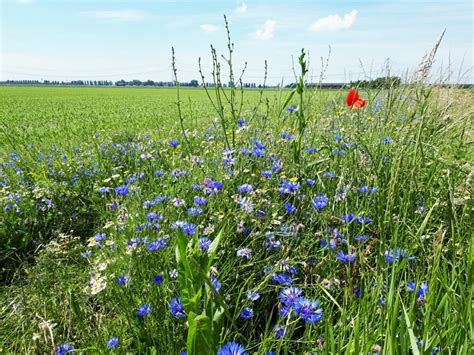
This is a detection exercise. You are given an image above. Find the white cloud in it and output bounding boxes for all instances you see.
[200,24,219,33]
[236,2,248,14]
[81,10,147,22]
[309,9,358,31]
[253,20,276,41]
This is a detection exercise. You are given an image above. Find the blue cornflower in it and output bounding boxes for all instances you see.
[211,275,222,292]
[136,304,152,316]
[306,147,318,153]
[312,193,329,209]
[271,273,292,285]
[207,180,223,190]
[198,237,212,251]
[383,248,415,264]
[170,297,186,318]
[279,287,303,306]
[417,282,428,296]
[335,135,343,141]
[284,202,296,213]
[279,304,291,317]
[94,233,106,242]
[116,275,129,285]
[153,275,164,284]
[194,196,207,206]
[278,180,300,194]
[97,186,109,193]
[56,343,74,355]
[240,306,253,319]
[407,281,416,292]
[181,222,197,235]
[146,238,168,251]
[146,212,161,221]
[340,213,355,223]
[168,140,180,148]
[354,234,369,242]
[356,215,372,223]
[188,207,203,216]
[155,170,164,177]
[378,298,386,306]
[107,336,119,349]
[218,341,247,355]
[236,248,252,258]
[287,106,297,113]
[237,184,253,193]
[306,178,315,185]
[237,118,246,126]
[280,132,294,140]
[261,170,272,178]
[336,250,356,263]
[383,137,393,143]
[246,290,261,301]
[294,297,323,323]
[274,325,286,338]
[114,185,129,196]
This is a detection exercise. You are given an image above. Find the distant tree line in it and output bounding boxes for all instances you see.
[350,76,402,89]
[1,80,114,86]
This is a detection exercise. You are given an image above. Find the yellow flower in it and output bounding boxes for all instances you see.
[289,177,298,182]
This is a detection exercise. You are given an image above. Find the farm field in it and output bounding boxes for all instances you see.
[0,82,472,354]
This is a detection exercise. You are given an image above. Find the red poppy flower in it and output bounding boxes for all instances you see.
[346,88,366,108]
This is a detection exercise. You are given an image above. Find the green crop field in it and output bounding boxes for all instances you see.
[0,81,472,355]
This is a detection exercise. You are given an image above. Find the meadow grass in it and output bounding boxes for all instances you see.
[0,83,472,354]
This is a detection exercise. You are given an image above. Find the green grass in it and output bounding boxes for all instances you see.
[0,84,472,354]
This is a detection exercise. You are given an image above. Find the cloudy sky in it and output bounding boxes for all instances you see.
[1,0,472,84]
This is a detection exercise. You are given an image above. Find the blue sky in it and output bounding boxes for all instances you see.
[1,0,472,83]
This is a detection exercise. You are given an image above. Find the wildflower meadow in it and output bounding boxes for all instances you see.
[1,10,473,355]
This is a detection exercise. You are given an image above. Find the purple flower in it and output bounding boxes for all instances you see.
[170,297,186,318]
[417,282,428,296]
[211,275,222,292]
[136,304,152,316]
[146,238,168,251]
[236,248,252,258]
[383,248,415,264]
[188,207,203,216]
[115,185,129,196]
[181,222,197,235]
[340,213,355,223]
[280,132,294,140]
[56,343,74,355]
[237,119,246,126]
[336,250,356,263]
[284,202,296,213]
[146,212,162,221]
[279,287,303,306]
[293,297,323,323]
[116,275,129,285]
[274,325,286,338]
[240,307,253,319]
[278,180,300,194]
[218,342,247,355]
[153,275,164,284]
[237,184,253,193]
[354,234,369,242]
[246,290,261,301]
[312,193,328,209]
[194,196,207,205]
[198,237,212,251]
[271,273,292,285]
[168,140,180,148]
[107,336,119,349]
